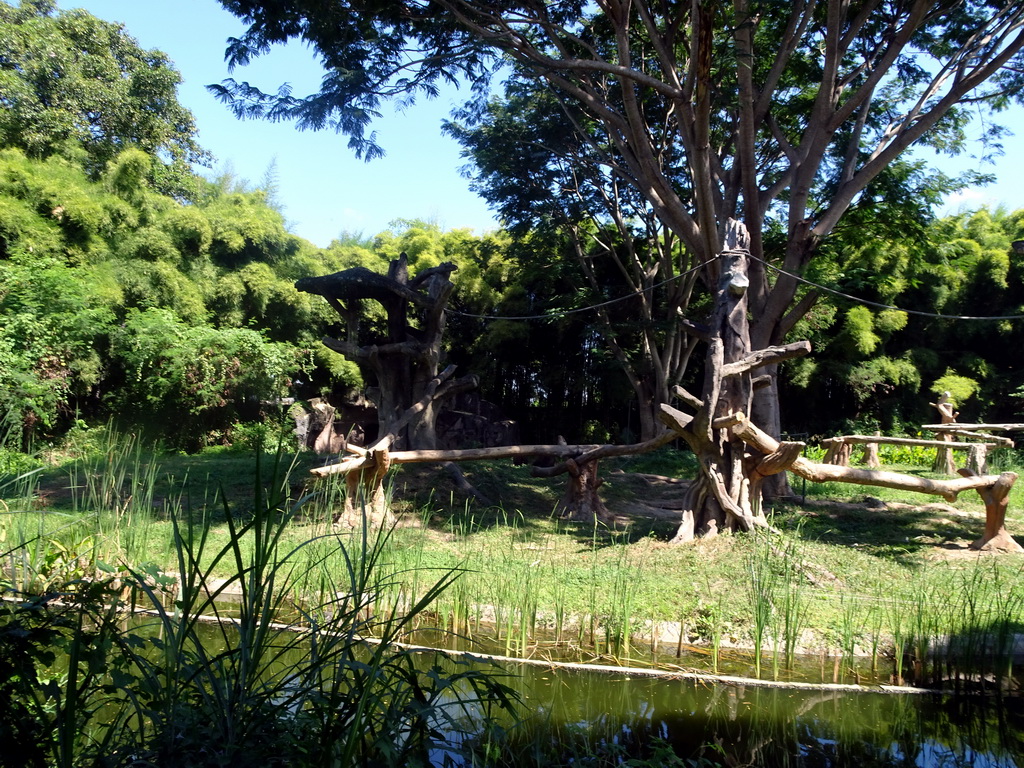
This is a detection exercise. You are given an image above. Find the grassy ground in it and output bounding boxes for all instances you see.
[4,430,1024,683]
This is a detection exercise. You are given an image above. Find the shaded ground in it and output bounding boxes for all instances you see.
[385,455,1016,560]
[13,444,1014,559]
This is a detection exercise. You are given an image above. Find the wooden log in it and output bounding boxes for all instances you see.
[722,412,1022,553]
[922,426,1016,446]
[863,432,880,469]
[337,449,394,528]
[311,432,677,479]
[659,403,695,432]
[671,385,704,410]
[921,423,1024,432]
[723,412,1013,503]
[532,431,677,478]
[753,442,806,477]
[836,435,999,450]
[968,443,988,474]
[720,340,812,377]
[958,469,1021,552]
[929,396,959,475]
[822,438,851,466]
[312,443,594,477]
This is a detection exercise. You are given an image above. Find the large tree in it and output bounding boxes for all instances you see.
[445,74,711,442]
[213,0,1024,535]
[0,0,209,199]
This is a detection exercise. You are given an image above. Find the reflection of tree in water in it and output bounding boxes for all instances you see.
[696,686,1024,767]
[500,666,1024,766]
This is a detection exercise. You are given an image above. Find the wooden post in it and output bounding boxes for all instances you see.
[930,393,959,475]
[863,431,881,469]
[967,443,988,475]
[336,448,394,529]
[824,438,851,466]
[556,458,610,523]
[959,469,1020,552]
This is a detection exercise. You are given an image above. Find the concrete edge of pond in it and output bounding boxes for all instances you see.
[131,606,941,696]
[0,596,968,695]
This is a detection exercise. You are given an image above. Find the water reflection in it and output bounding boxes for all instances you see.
[186,617,1024,766]
[502,664,1024,766]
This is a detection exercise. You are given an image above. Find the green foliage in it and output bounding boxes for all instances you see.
[842,305,881,356]
[930,371,980,408]
[846,355,921,404]
[0,252,116,427]
[785,205,1024,434]
[0,145,328,443]
[0,0,209,198]
[111,307,297,417]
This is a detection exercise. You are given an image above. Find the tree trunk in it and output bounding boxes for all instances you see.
[299,255,475,453]
[632,375,672,442]
[749,371,795,499]
[667,230,759,539]
[661,221,812,542]
[557,459,611,523]
[930,395,959,475]
[299,256,483,526]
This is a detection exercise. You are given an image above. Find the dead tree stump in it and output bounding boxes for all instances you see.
[930,393,959,475]
[335,449,394,529]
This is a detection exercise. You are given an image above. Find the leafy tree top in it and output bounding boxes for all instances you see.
[0,0,209,199]
[212,0,1024,358]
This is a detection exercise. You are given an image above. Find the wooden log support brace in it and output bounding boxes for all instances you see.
[864,432,881,469]
[336,448,394,528]
[958,468,1020,552]
[722,412,1023,553]
[720,340,813,378]
[754,442,806,477]
[822,438,852,466]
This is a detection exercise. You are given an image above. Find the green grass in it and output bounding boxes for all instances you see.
[4,433,1024,688]
[1,444,521,767]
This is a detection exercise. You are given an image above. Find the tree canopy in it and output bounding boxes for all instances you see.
[0,0,209,199]
[4,0,1024,467]
[212,1,1024,435]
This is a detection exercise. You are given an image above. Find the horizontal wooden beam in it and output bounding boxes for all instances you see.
[310,443,596,477]
[922,423,1024,433]
[828,435,999,450]
[726,413,1009,503]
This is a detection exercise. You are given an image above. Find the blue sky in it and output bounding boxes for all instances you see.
[69,0,501,246]
[68,0,1024,247]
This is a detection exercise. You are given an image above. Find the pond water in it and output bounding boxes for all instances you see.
[493,661,1024,766]
[178,609,1024,766]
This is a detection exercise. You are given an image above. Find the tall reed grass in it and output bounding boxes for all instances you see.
[0,444,521,767]
[4,430,1023,705]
